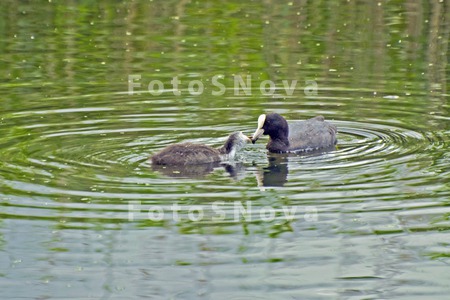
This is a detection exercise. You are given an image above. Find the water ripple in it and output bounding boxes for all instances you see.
[0,102,448,226]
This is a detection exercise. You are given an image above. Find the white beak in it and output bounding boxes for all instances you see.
[251,114,266,143]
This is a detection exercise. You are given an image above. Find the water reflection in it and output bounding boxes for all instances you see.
[255,154,289,188]
[255,146,339,188]
[151,161,246,178]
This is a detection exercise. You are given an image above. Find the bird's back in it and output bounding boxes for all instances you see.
[151,143,221,165]
[287,116,337,152]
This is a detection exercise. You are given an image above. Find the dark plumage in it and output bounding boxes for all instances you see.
[251,113,337,153]
[151,131,250,165]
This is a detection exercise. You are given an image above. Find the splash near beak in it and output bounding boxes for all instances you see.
[251,114,266,144]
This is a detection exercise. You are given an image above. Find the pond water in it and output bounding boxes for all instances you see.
[1,1,449,299]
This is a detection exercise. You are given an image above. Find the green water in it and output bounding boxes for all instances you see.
[1,1,449,299]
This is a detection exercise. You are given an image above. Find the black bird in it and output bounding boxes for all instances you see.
[251,113,337,153]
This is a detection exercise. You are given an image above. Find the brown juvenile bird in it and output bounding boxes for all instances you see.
[151,131,250,165]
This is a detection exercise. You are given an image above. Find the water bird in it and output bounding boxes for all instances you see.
[151,131,251,165]
[251,113,337,153]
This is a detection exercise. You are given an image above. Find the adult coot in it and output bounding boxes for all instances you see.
[251,113,337,153]
[151,131,250,165]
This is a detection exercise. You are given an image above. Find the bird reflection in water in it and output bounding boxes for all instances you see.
[151,162,246,178]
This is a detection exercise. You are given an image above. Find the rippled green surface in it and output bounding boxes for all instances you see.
[1,1,449,299]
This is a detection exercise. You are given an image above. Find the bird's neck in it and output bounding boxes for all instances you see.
[218,144,237,160]
[219,141,236,154]
[267,137,289,152]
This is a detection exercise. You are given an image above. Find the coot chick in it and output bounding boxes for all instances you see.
[151,131,250,165]
[251,113,337,153]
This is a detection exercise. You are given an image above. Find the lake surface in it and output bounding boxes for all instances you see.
[1,1,449,299]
